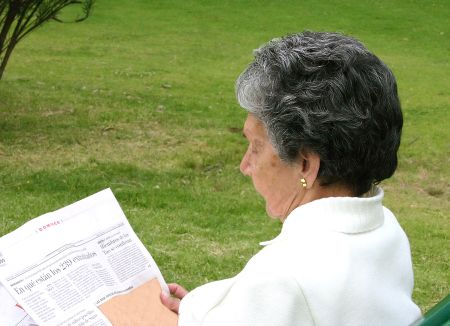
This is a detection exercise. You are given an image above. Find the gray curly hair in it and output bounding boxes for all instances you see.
[236,31,403,196]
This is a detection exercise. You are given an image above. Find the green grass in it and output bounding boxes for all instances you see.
[0,0,448,313]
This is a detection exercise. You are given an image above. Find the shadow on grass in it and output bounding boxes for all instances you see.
[0,161,263,230]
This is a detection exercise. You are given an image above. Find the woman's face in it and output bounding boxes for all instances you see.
[240,114,302,220]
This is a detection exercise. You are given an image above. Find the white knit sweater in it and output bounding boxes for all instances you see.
[178,187,421,325]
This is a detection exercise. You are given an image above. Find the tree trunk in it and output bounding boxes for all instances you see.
[0,36,18,79]
[0,1,19,79]
[0,4,17,52]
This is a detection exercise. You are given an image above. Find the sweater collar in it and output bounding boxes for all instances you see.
[260,186,385,246]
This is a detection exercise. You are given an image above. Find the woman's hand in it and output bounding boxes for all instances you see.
[160,283,189,314]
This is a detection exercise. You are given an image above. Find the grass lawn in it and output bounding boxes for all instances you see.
[0,0,448,313]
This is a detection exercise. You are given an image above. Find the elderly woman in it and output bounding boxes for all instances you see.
[161,31,421,325]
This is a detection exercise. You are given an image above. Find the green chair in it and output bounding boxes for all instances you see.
[411,294,450,326]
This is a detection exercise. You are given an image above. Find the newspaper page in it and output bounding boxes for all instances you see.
[0,282,36,325]
[0,189,176,326]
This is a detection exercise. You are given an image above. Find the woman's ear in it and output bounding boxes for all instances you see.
[299,151,321,189]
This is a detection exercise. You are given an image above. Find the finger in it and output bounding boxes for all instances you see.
[167,283,189,299]
[160,291,180,313]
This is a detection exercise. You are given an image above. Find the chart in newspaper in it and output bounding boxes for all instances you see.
[0,189,169,326]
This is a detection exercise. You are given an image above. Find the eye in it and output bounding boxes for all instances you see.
[252,140,263,154]
[250,141,262,154]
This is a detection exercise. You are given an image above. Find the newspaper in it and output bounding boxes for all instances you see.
[0,189,176,326]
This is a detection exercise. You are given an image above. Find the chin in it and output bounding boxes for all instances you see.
[265,203,283,221]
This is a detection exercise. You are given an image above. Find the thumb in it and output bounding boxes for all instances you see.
[160,291,181,314]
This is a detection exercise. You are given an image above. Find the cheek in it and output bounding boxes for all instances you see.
[255,155,298,200]
[251,156,279,194]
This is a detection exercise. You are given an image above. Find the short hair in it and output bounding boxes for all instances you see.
[236,31,403,196]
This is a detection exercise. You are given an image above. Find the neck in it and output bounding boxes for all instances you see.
[281,182,354,222]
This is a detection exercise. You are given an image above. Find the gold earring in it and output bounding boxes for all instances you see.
[300,178,307,188]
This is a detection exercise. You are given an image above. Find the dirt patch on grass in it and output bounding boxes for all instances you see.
[0,121,214,173]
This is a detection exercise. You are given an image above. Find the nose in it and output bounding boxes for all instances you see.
[240,147,251,176]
